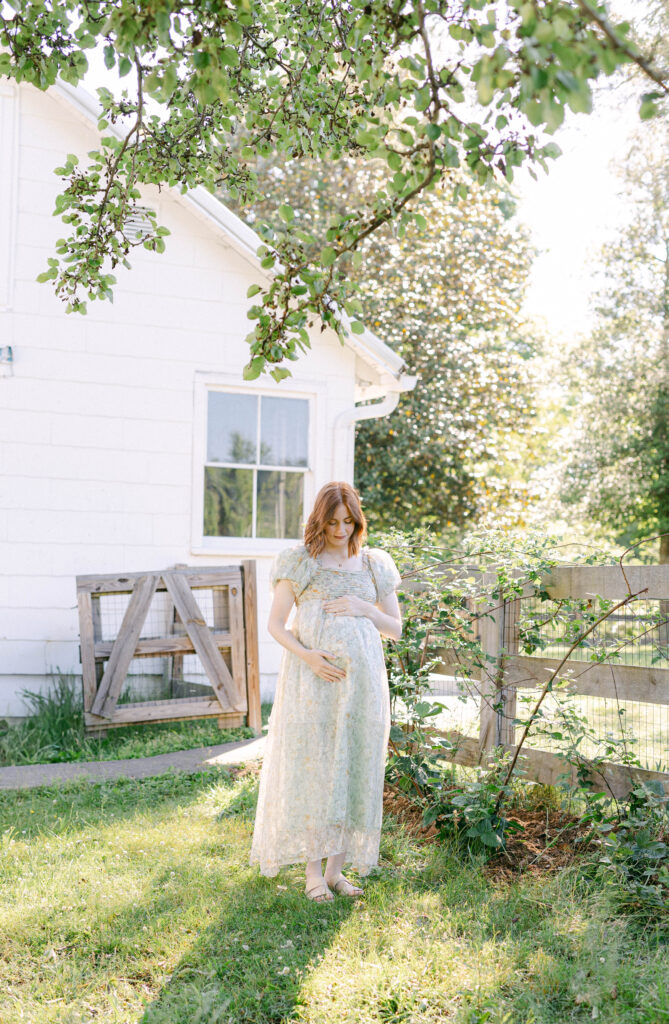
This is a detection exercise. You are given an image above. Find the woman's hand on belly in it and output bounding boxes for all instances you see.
[302,648,347,682]
[322,595,374,618]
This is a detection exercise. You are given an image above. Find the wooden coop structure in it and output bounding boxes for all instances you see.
[76,562,261,736]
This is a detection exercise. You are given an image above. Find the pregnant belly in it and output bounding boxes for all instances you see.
[289,605,389,721]
[295,604,382,663]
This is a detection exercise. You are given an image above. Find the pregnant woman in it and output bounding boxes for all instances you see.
[249,481,402,902]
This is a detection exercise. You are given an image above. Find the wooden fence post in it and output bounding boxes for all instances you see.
[497,596,520,747]
[478,573,502,758]
[478,575,519,757]
[242,559,262,736]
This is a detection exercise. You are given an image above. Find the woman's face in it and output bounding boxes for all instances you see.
[324,502,355,547]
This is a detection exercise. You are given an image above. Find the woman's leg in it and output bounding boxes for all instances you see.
[324,852,363,895]
[305,858,333,901]
[323,851,346,885]
[305,857,325,888]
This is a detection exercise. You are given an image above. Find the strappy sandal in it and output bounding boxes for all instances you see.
[305,881,334,903]
[328,875,364,898]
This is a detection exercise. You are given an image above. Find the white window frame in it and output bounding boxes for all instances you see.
[190,372,320,555]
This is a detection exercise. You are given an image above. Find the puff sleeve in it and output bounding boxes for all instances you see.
[269,544,315,599]
[368,547,402,601]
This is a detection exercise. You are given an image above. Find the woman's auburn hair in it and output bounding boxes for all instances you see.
[303,481,367,557]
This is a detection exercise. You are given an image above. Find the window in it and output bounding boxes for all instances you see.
[203,391,309,539]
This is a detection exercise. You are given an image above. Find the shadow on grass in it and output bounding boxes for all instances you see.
[0,768,231,841]
[137,867,359,1024]
[1,768,360,1024]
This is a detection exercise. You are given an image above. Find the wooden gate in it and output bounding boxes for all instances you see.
[76,562,261,736]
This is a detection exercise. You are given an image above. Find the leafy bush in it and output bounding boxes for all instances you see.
[373,526,669,919]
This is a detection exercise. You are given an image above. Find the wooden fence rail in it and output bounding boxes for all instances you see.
[409,563,669,800]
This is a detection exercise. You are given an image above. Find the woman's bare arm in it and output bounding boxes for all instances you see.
[267,580,308,657]
[367,591,402,640]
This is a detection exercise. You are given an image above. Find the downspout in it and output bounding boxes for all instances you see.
[332,374,418,478]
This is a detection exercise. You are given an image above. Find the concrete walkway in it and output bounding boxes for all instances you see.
[0,734,267,791]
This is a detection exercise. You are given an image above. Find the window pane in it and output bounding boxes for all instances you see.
[256,470,304,538]
[204,467,253,537]
[207,392,257,464]
[260,396,309,467]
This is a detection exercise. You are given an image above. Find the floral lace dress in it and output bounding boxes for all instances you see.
[249,544,401,878]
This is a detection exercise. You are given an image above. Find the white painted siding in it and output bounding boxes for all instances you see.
[0,83,360,717]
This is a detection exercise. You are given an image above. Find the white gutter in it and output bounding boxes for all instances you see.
[333,374,418,473]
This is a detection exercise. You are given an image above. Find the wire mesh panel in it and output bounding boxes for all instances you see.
[517,595,669,668]
[514,594,669,771]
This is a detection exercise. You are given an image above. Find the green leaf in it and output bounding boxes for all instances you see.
[278,203,294,223]
[243,356,265,380]
[224,21,243,44]
[270,366,291,382]
[103,45,115,70]
[320,247,337,267]
[246,283,262,297]
[476,77,494,105]
[350,321,365,335]
[414,86,431,112]
[220,47,240,67]
[118,56,132,78]
[640,95,659,120]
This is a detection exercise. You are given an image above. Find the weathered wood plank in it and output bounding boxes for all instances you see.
[85,701,245,727]
[431,729,669,800]
[410,563,669,601]
[507,655,669,705]
[91,574,159,718]
[542,564,669,601]
[93,631,234,659]
[242,559,262,735]
[77,567,241,594]
[163,572,245,713]
[228,579,248,712]
[77,590,98,714]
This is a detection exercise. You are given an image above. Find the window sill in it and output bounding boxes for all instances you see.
[190,537,302,559]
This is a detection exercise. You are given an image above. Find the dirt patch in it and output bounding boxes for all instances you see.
[483,809,591,881]
[382,784,591,879]
[383,784,440,841]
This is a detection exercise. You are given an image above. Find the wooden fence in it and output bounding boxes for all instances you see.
[76,562,261,737]
[413,563,669,800]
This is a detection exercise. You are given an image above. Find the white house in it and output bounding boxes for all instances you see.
[0,79,416,720]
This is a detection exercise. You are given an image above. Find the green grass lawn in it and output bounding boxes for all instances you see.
[2,767,668,1024]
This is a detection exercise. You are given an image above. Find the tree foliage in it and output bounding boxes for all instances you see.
[1,0,667,381]
[559,124,669,561]
[233,154,538,531]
